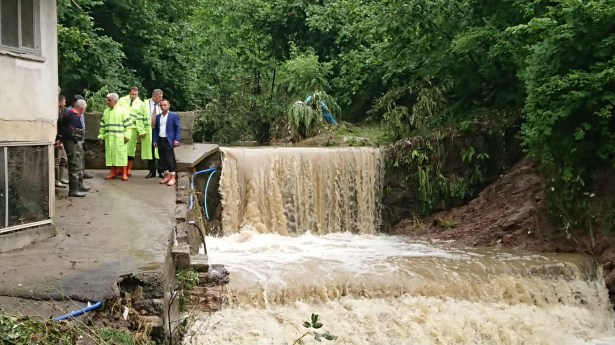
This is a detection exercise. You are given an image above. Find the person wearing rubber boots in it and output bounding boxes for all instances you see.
[59,99,90,197]
[68,94,94,180]
[153,99,181,186]
[98,93,134,181]
[118,86,145,177]
[55,94,69,188]
[141,89,164,178]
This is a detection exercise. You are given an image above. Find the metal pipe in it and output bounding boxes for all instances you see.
[188,220,207,255]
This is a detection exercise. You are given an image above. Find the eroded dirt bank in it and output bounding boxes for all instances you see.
[392,159,615,303]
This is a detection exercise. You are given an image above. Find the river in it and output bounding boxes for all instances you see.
[184,147,615,345]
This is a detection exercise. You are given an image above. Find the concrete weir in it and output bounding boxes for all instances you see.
[0,143,219,343]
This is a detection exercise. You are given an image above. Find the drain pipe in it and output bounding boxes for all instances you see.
[190,168,217,220]
[54,301,102,321]
[188,220,207,255]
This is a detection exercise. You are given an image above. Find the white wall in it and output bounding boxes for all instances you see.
[0,0,58,143]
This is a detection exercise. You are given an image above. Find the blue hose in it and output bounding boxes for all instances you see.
[54,301,102,321]
[190,168,217,215]
[204,170,217,220]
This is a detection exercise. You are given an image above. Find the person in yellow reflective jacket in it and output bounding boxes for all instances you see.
[141,89,163,178]
[118,86,145,177]
[98,93,135,181]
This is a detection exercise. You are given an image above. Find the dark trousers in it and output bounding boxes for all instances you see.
[81,143,87,171]
[157,138,176,173]
[63,141,84,181]
[147,144,165,173]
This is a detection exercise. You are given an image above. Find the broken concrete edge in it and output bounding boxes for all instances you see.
[88,230,182,343]
[2,219,180,343]
[0,268,177,343]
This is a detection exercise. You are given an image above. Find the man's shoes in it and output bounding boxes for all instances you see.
[158,172,164,178]
[83,171,94,179]
[145,171,156,178]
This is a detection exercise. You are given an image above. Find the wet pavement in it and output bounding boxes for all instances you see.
[0,170,176,311]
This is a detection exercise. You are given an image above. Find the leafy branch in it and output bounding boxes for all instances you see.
[292,313,336,344]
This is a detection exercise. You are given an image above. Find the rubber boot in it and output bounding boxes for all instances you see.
[68,179,86,197]
[167,173,176,186]
[78,176,91,192]
[160,171,170,184]
[105,167,118,180]
[121,166,129,181]
[127,160,133,177]
[59,165,69,184]
[55,167,66,188]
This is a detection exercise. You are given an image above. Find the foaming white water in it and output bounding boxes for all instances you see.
[186,231,615,344]
[188,297,612,345]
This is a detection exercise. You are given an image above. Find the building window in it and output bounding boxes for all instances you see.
[0,0,39,55]
[0,145,50,233]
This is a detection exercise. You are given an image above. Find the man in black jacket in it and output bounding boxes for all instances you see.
[59,99,90,197]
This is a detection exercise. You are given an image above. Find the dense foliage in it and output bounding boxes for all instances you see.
[58,0,615,229]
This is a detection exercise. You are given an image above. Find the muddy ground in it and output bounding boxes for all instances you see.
[392,159,615,302]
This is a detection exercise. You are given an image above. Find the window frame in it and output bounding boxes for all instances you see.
[0,0,41,58]
[0,143,53,234]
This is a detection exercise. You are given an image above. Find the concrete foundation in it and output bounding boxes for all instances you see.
[0,224,56,253]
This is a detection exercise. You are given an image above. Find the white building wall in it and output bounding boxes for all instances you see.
[0,0,58,143]
[0,1,58,251]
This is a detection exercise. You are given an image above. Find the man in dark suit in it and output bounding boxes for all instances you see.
[153,99,181,186]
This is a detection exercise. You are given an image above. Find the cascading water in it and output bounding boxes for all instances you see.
[186,147,615,345]
[218,147,383,236]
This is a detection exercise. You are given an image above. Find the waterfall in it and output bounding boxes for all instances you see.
[219,147,383,235]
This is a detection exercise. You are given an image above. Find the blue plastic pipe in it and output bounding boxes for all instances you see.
[54,301,102,321]
[204,170,217,220]
[190,168,218,219]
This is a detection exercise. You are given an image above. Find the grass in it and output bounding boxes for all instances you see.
[97,327,150,345]
[0,313,77,344]
[0,297,155,345]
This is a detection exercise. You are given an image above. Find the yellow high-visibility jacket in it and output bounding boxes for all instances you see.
[139,98,161,160]
[118,95,145,157]
[98,105,134,167]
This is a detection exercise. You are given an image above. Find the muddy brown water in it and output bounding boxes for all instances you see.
[185,147,615,345]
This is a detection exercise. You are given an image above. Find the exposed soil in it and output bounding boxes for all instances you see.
[392,159,615,301]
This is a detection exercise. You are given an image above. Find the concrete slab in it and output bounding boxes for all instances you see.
[175,143,219,171]
[0,170,176,302]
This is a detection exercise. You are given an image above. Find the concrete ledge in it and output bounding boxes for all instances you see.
[171,244,191,269]
[0,224,56,253]
[190,254,209,272]
[175,143,219,171]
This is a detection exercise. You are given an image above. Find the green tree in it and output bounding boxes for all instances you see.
[519,0,615,230]
[57,0,136,96]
